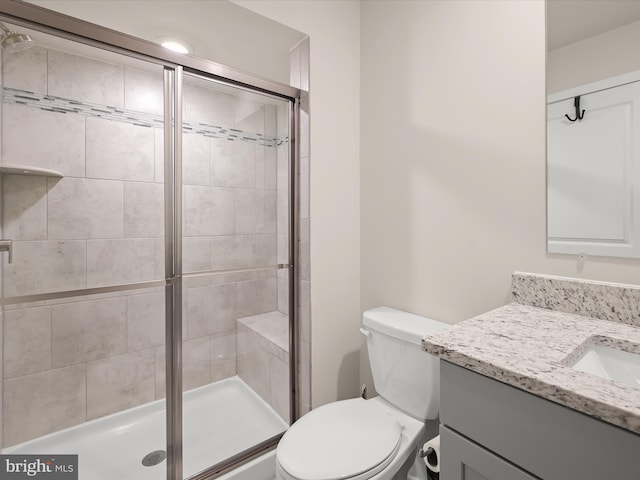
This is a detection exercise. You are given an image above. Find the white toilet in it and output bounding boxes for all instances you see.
[276,306,449,480]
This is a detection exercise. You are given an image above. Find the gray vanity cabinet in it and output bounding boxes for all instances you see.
[440,426,537,480]
[439,361,640,480]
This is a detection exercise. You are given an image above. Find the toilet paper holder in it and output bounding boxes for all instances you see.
[419,445,438,464]
[420,435,440,480]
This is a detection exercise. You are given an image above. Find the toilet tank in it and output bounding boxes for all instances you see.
[361,307,449,421]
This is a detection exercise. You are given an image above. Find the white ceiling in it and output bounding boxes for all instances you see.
[547,0,640,51]
[24,0,307,84]
[22,1,640,63]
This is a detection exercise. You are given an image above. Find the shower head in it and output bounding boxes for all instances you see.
[0,22,34,54]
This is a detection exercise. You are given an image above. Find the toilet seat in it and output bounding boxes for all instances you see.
[277,398,403,480]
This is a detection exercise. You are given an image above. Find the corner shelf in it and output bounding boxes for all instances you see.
[0,163,64,178]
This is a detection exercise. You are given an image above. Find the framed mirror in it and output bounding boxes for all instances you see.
[546,1,640,258]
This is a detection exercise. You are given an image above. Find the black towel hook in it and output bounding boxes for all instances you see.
[565,95,585,122]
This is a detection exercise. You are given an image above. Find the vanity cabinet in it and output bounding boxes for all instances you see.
[439,361,640,480]
[440,426,536,480]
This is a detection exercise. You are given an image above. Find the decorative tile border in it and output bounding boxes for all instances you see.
[2,87,288,147]
[511,271,640,327]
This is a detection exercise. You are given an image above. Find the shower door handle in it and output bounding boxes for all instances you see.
[0,239,12,264]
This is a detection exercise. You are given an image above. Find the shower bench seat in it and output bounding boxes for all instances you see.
[237,311,289,357]
[236,311,290,422]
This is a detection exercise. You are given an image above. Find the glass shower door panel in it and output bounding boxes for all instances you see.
[181,74,291,478]
[0,25,169,480]
[1,290,168,480]
[181,270,290,479]
[1,30,166,298]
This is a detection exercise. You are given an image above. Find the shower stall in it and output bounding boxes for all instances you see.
[0,2,300,479]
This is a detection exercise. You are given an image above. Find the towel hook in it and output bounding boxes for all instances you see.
[565,95,586,122]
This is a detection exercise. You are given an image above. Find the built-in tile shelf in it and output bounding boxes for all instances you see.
[0,163,63,177]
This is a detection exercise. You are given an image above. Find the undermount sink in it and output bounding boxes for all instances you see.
[571,345,640,390]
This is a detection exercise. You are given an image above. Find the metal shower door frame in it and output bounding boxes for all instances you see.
[0,2,301,479]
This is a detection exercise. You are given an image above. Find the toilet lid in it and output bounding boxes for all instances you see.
[277,398,403,480]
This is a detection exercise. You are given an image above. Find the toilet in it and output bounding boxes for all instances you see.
[276,306,449,480]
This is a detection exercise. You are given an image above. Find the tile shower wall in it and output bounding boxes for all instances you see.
[234,37,311,422]
[233,99,290,420]
[0,46,285,446]
[290,37,311,417]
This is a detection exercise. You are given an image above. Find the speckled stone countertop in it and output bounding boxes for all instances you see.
[511,271,640,327]
[423,303,640,434]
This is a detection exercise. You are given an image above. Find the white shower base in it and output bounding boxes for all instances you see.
[3,376,287,480]
[218,450,277,480]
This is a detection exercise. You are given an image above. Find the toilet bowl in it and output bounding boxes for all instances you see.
[277,396,425,480]
[276,307,449,480]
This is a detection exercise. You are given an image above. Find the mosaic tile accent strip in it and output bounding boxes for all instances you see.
[2,87,288,147]
[511,272,640,327]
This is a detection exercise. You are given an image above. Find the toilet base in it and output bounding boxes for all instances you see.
[396,450,424,480]
[403,418,439,480]
[396,439,432,480]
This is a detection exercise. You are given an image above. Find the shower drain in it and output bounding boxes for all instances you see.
[142,450,167,467]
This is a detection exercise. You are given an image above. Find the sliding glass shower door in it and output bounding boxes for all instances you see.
[0,5,298,480]
[0,25,170,480]
[179,73,292,478]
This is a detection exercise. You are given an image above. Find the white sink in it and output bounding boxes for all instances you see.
[571,345,640,389]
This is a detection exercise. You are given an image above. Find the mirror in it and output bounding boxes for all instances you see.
[546,1,640,258]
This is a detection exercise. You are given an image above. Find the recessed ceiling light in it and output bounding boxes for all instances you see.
[161,40,189,54]
[154,36,192,54]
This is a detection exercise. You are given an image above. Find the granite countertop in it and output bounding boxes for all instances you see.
[422,303,640,434]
